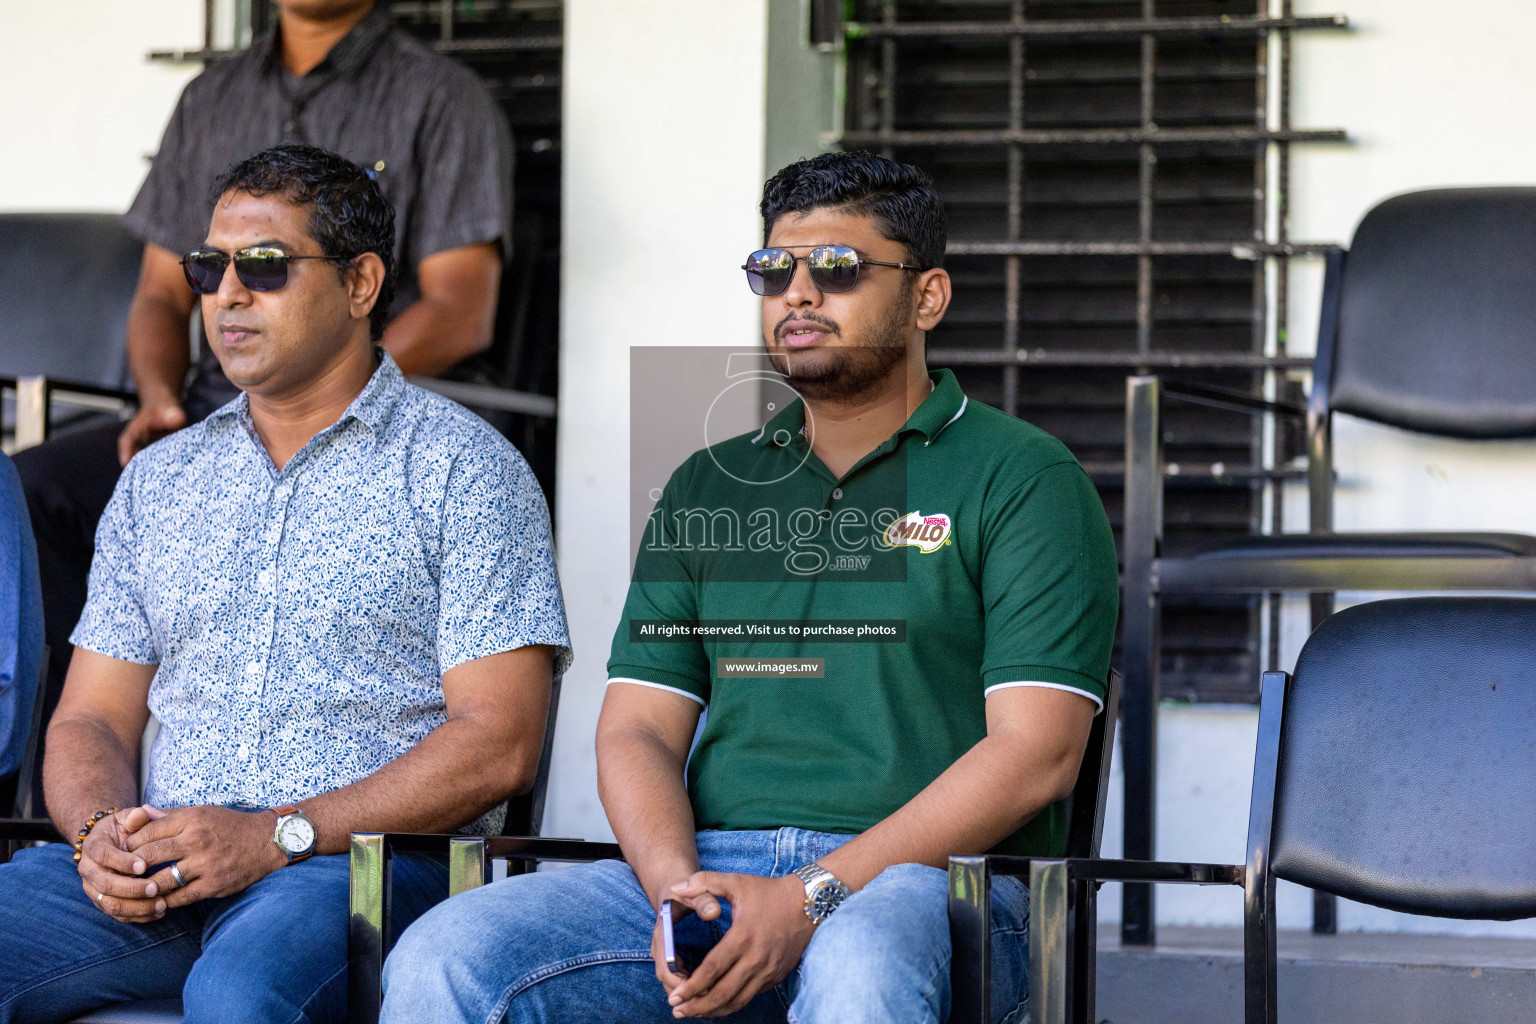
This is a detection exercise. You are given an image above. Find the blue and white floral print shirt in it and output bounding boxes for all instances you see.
[72,353,570,834]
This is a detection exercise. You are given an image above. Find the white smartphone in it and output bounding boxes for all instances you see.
[659,899,689,975]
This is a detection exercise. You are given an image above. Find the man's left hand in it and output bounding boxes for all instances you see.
[664,871,816,1018]
[123,805,286,908]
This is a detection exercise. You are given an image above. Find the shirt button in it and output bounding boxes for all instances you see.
[831,488,844,500]
[275,482,292,499]
[236,743,251,759]
[245,661,262,676]
[258,569,272,586]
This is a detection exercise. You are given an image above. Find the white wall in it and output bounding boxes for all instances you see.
[1118,0,1536,937]
[546,0,768,842]
[0,1,201,211]
[1291,0,1536,542]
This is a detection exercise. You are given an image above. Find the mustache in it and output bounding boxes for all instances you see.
[773,311,840,339]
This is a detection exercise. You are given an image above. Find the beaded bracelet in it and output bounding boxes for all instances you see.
[72,807,119,865]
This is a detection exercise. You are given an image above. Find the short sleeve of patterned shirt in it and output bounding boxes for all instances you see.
[71,354,569,833]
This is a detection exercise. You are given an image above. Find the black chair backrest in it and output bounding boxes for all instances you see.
[0,214,140,390]
[1066,669,1121,858]
[1269,597,1536,920]
[501,673,562,836]
[1322,188,1536,439]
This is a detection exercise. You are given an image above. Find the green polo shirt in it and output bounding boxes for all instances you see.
[607,369,1118,857]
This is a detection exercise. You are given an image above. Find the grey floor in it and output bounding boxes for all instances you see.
[1095,927,1536,1024]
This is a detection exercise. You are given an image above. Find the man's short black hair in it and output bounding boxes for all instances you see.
[760,151,946,271]
[214,144,397,341]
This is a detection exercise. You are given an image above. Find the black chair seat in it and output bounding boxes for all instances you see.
[1194,531,1536,561]
[72,1000,183,1023]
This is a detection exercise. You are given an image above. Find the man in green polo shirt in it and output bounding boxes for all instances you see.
[382,152,1118,1024]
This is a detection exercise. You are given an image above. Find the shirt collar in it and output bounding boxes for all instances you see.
[205,349,404,442]
[343,350,406,436]
[261,4,393,81]
[749,368,970,448]
[900,368,969,444]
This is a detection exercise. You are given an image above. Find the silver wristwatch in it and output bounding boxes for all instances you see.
[272,806,317,865]
[793,862,851,925]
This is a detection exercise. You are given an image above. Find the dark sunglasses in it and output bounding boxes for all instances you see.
[742,245,922,296]
[180,246,354,295]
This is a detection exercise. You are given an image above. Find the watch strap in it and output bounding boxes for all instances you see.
[793,862,850,924]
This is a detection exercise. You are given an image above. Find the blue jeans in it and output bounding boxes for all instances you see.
[0,842,447,1023]
[381,828,1030,1024]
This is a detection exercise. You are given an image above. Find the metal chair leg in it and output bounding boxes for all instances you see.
[948,856,991,1024]
[1122,375,1164,946]
[14,376,47,450]
[348,833,387,1024]
[1069,878,1098,1024]
[1029,859,1071,1024]
[449,837,489,895]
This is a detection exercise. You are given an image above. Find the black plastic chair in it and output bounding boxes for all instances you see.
[947,670,1121,1024]
[1120,187,1536,942]
[0,213,141,447]
[1007,596,1536,1024]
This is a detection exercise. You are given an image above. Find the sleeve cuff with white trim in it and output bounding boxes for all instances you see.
[983,680,1103,714]
[605,664,710,705]
[981,663,1105,707]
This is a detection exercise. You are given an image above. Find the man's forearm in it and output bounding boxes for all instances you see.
[43,716,142,839]
[125,290,193,408]
[381,294,493,378]
[598,728,700,907]
[817,731,1081,892]
[297,713,541,855]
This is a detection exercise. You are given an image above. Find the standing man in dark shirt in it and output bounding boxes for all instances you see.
[15,0,515,709]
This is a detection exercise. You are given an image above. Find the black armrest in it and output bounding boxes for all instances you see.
[348,832,625,1024]
[949,855,1245,1024]
[980,854,1243,885]
[0,818,64,843]
[1163,380,1306,420]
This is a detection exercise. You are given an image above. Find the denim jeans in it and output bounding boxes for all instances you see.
[381,828,1030,1024]
[0,842,447,1024]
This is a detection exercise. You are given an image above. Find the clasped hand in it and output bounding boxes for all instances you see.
[76,805,283,923]
[651,871,816,1018]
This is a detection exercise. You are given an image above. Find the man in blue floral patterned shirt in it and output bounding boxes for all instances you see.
[0,145,570,1023]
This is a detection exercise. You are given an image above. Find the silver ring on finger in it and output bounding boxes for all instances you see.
[169,864,186,889]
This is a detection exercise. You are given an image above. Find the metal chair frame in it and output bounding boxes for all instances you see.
[1119,243,1536,943]
[964,669,1283,1024]
[948,669,1121,1024]
[1,376,135,453]
[1006,623,1536,1024]
[346,832,623,1021]
[344,674,629,1024]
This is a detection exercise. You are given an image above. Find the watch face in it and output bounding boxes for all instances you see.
[809,880,848,920]
[278,816,315,853]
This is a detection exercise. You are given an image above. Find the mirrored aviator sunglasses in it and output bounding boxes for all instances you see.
[180,247,347,294]
[741,245,921,297]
